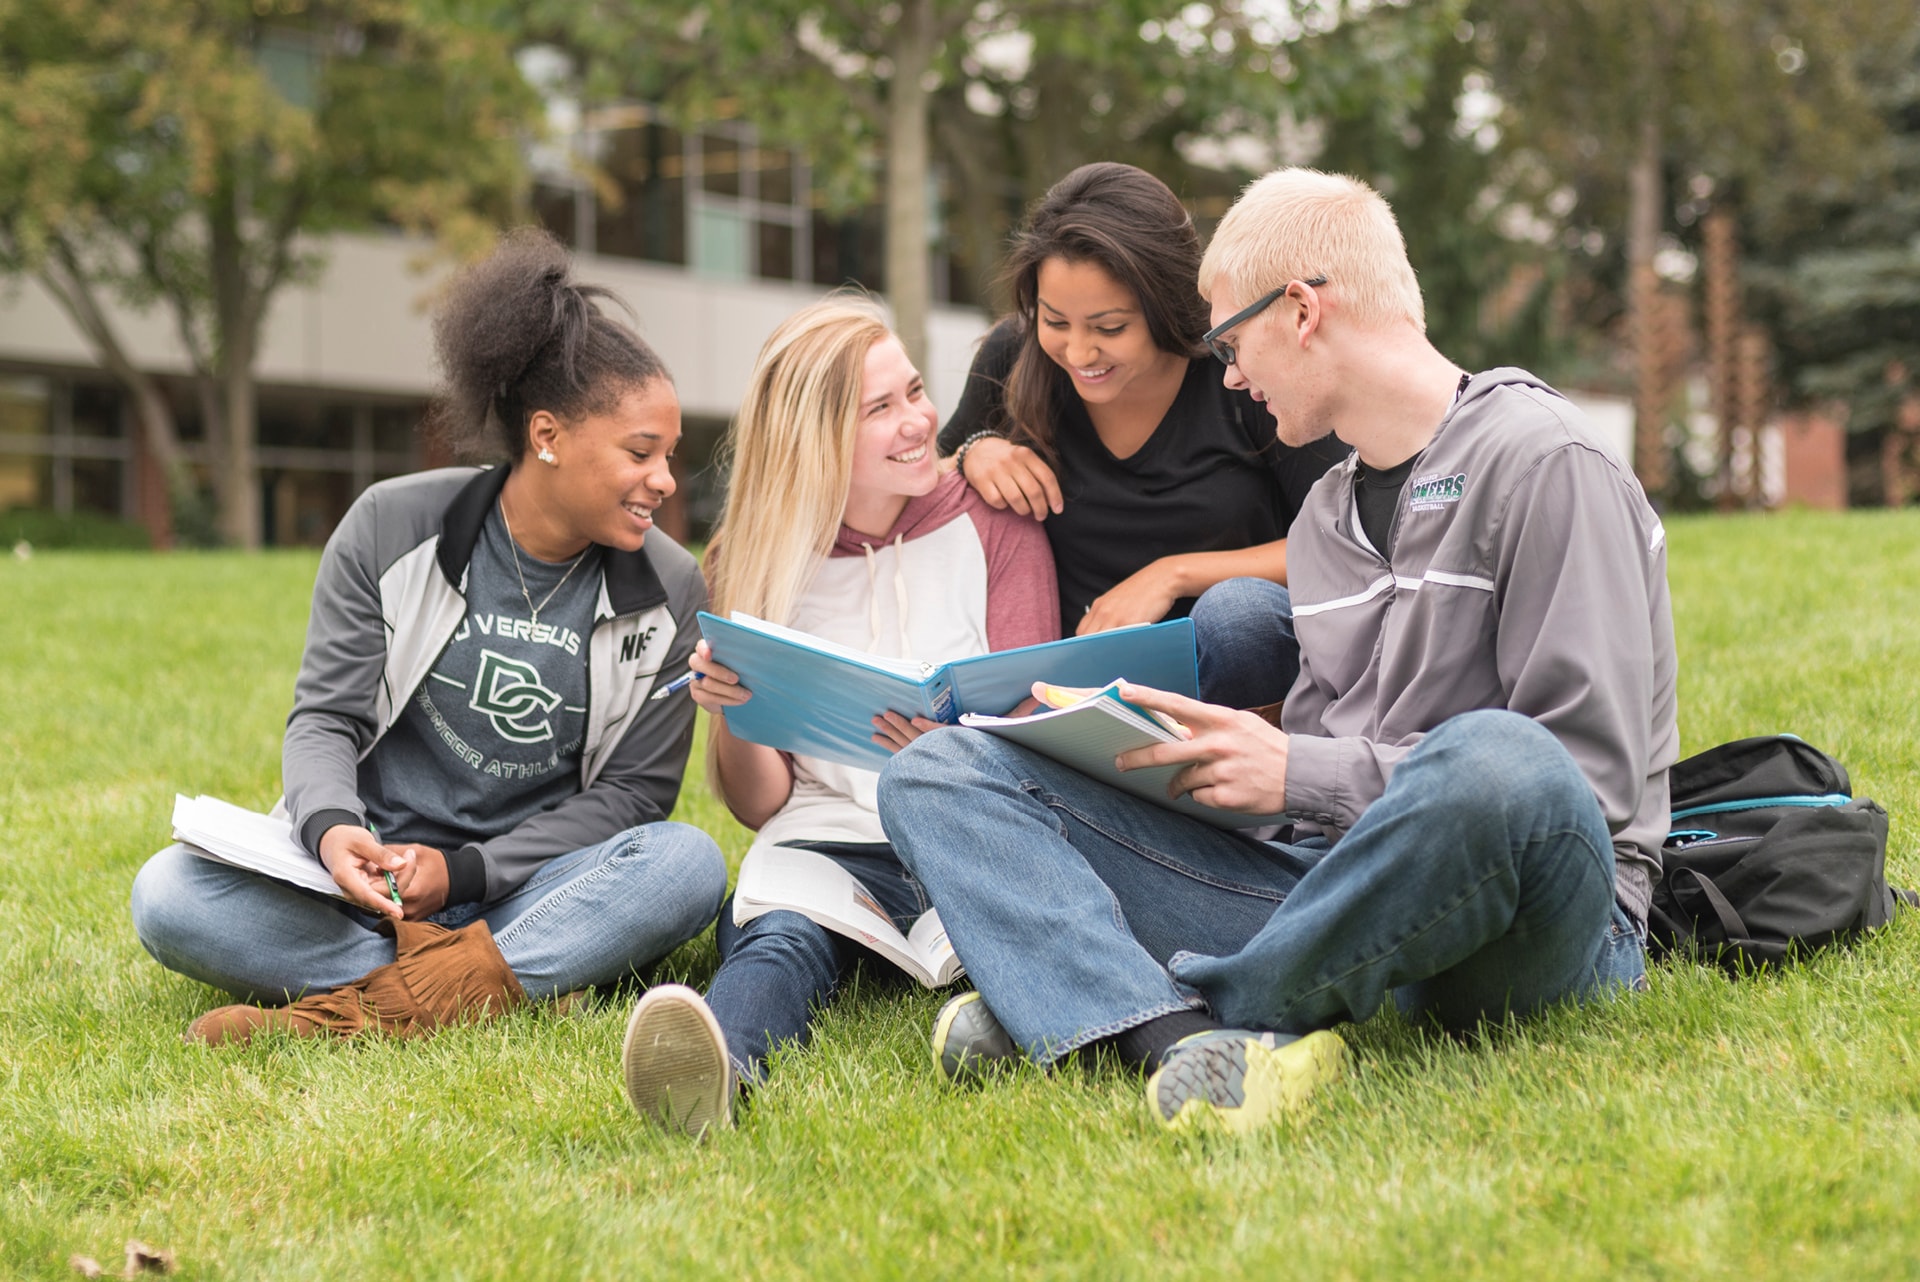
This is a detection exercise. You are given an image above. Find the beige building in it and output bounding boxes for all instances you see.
[0,117,993,546]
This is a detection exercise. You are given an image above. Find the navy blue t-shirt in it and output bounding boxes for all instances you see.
[358,505,602,852]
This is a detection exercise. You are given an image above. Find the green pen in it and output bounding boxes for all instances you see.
[369,823,404,911]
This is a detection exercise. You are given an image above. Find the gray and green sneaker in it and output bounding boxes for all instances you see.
[931,990,1020,1084]
[1145,1028,1346,1133]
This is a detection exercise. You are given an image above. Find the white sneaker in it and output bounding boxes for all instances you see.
[620,984,734,1138]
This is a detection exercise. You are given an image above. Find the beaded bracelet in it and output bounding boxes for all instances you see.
[953,430,1005,480]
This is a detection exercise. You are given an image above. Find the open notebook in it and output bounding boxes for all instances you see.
[170,794,345,899]
[732,843,962,988]
[960,682,1290,830]
[697,611,1198,771]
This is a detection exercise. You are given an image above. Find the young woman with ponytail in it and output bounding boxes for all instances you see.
[618,295,1057,1136]
[131,229,727,1044]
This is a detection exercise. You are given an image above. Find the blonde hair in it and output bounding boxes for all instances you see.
[707,294,894,628]
[1198,168,1425,332]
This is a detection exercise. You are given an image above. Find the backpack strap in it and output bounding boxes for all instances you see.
[1670,866,1750,942]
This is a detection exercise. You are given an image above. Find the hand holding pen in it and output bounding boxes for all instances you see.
[317,824,412,920]
[671,639,752,715]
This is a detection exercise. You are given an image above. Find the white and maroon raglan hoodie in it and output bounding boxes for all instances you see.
[750,470,1059,851]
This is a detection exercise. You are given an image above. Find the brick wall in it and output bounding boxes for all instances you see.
[1778,408,1847,510]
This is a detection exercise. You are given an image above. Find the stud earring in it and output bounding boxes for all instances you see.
[538,448,556,465]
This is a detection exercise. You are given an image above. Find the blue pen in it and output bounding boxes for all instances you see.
[650,670,701,701]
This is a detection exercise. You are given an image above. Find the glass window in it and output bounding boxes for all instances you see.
[701,133,742,197]
[0,377,50,439]
[694,205,752,280]
[757,148,795,206]
[596,124,686,266]
[72,457,123,515]
[757,221,796,282]
[258,403,348,450]
[372,405,423,456]
[71,384,124,439]
[265,470,353,547]
[812,206,886,291]
[532,183,581,248]
[0,454,39,509]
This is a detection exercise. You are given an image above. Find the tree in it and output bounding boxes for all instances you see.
[1471,0,1908,495]
[541,0,1429,367]
[1746,24,1920,503]
[0,0,535,547]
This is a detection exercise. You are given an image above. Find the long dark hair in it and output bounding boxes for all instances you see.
[1001,163,1209,458]
[429,227,668,463]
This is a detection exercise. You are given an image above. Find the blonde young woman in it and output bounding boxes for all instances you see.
[620,297,1058,1135]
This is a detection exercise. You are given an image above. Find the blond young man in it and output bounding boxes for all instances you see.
[876,168,1677,1132]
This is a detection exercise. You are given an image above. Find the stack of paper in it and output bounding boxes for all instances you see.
[170,794,345,899]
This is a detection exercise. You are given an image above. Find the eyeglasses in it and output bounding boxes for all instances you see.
[1204,276,1328,367]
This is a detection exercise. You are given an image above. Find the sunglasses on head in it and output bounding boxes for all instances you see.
[1203,276,1328,366]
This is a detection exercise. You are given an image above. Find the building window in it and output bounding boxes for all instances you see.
[0,375,133,518]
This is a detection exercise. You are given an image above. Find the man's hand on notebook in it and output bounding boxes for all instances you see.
[1111,683,1291,817]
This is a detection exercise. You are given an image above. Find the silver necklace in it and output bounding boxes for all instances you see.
[498,497,589,627]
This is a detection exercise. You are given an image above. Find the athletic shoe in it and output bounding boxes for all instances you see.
[1145,1027,1347,1134]
[621,984,734,1138]
[930,990,1020,1084]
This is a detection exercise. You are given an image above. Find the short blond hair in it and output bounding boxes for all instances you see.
[1198,168,1424,332]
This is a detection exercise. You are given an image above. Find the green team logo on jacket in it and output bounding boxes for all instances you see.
[470,649,562,743]
[1409,471,1468,511]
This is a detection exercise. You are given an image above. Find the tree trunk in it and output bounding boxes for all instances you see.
[219,345,260,548]
[37,242,194,541]
[884,0,935,371]
[1701,208,1741,510]
[1626,111,1670,497]
[208,179,262,549]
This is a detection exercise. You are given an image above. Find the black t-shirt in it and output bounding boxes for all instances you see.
[1354,454,1417,559]
[940,320,1349,624]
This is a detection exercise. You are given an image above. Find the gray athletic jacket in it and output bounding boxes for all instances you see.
[1280,369,1678,921]
[280,465,705,904]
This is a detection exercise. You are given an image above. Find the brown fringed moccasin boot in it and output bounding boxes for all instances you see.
[186,919,526,1046]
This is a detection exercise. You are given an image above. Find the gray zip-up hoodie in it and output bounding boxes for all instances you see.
[1280,369,1678,921]
[280,465,706,904]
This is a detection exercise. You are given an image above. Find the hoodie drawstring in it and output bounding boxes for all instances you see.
[859,534,911,654]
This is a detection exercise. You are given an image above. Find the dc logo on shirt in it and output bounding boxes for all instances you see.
[470,649,562,743]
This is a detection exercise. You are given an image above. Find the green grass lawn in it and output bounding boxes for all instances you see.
[3,509,1918,1280]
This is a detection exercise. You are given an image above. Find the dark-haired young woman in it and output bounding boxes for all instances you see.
[940,162,1349,707]
[131,229,727,1043]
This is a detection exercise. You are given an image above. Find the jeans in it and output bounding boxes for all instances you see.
[130,821,728,1003]
[876,709,1644,1065]
[708,841,928,1084]
[1191,577,1299,710]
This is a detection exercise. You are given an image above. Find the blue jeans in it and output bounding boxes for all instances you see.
[130,822,728,1003]
[876,710,1644,1065]
[1191,577,1298,710]
[708,841,928,1084]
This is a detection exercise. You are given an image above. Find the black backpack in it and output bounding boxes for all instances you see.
[1647,735,1909,972]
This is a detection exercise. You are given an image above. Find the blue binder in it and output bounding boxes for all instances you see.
[697,612,1200,771]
